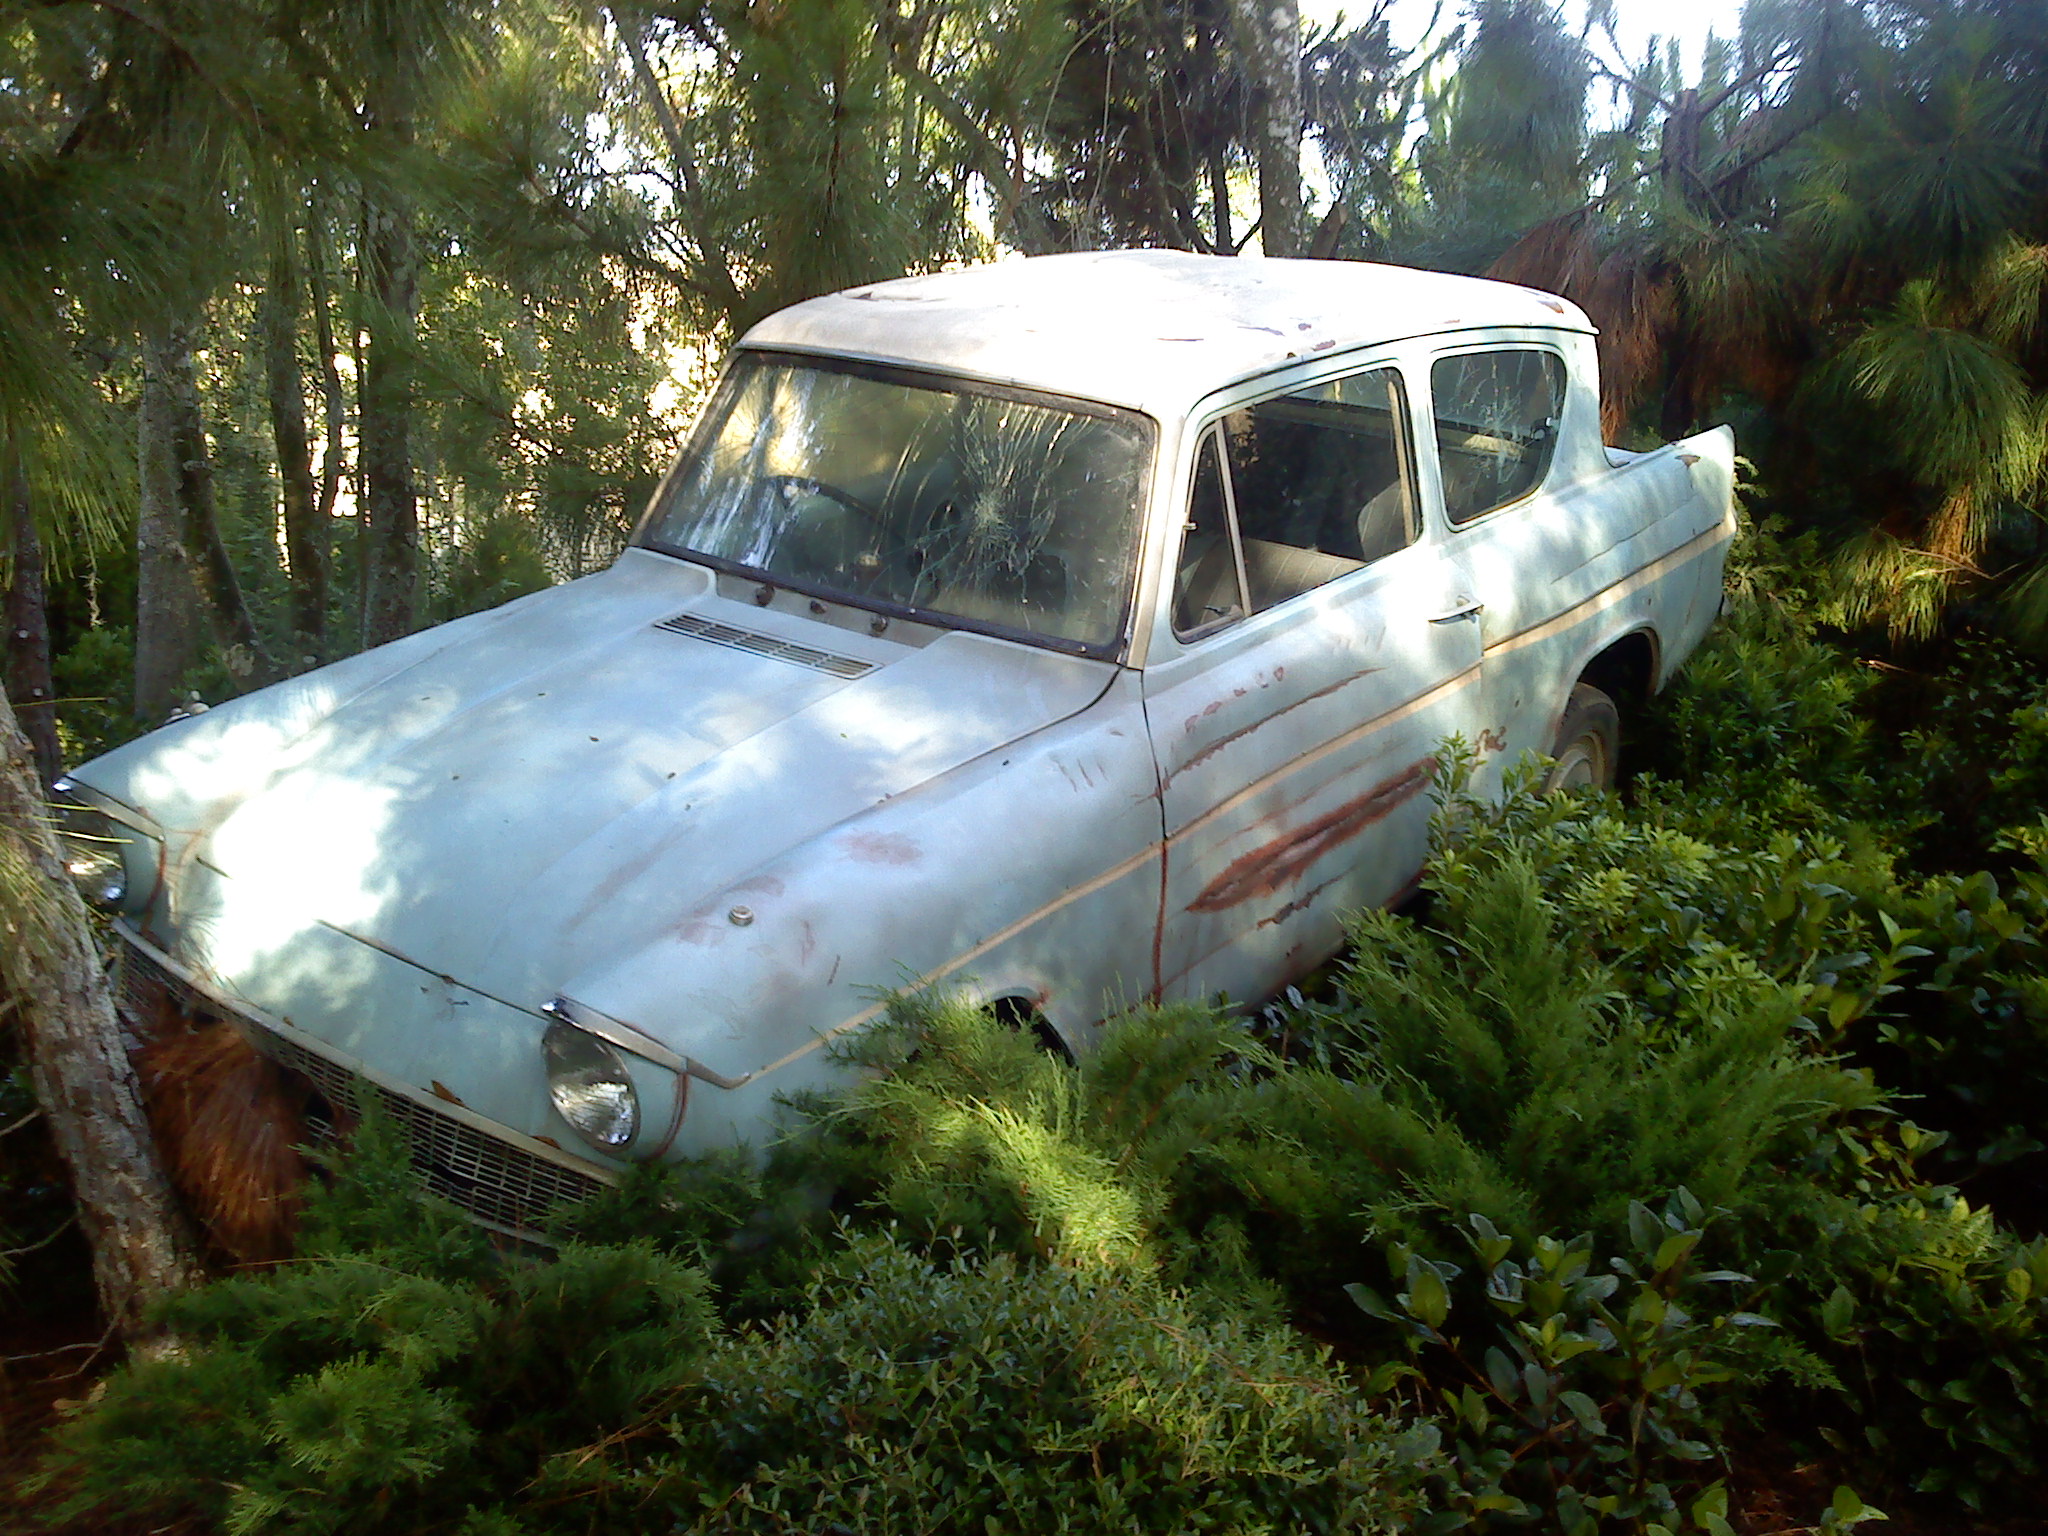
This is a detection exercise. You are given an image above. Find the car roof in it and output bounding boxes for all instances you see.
[738,248,1595,418]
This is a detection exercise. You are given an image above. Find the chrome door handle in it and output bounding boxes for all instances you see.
[1429,598,1484,623]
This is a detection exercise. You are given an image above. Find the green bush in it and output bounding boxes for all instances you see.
[629,1233,1439,1536]
[1756,1168,2048,1512]
[833,991,1267,1273]
[1263,848,1878,1253]
[1347,1192,1832,1535]
[42,1113,719,1536]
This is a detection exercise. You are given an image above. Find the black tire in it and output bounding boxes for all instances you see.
[1544,682,1620,793]
[990,996,1074,1062]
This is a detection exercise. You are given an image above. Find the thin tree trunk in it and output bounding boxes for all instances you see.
[0,685,206,1338]
[4,452,60,788]
[1198,14,1233,252]
[305,206,347,533]
[1230,0,1302,258]
[360,190,420,647]
[263,244,326,655]
[612,7,745,317]
[135,332,202,723]
[1208,144,1234,254]
[150,325,275,688]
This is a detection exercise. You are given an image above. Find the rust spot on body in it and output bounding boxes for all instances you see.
[1186,756,1436,913]
[1171,666,1385,781]
[845,831,919,865]
[1478,726,1508,754]
[430,1080,464,1106]
[1256,872,1347,929]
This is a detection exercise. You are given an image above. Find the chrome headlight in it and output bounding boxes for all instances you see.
[541,1014,639,1150]
[51,780,153,913]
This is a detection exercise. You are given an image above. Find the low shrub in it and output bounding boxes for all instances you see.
[41,1112,719,1536]
[1264,849,1878,1255]
[1347,1192,1834,1535]
[628,1233,1440,1536]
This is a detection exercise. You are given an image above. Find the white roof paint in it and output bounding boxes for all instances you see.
[739,249,1595,418]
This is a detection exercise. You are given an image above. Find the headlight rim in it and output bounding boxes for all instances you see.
[50,778,159,915]
[540,1013,641,1152]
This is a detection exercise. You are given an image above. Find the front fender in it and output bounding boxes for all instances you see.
[554,669,1163,1157]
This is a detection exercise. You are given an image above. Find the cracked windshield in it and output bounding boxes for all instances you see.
[644,356,1151,650]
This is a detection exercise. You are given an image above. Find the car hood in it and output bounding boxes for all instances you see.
[78,550,1116,1009]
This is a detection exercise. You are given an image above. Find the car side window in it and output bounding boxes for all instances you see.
[1172,429,1247,639]
[1204,367,1418,617]
[1431,348,1567,525]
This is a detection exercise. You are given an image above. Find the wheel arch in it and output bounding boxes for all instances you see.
[1574,626,1661,713]
[985,991,1076,1061]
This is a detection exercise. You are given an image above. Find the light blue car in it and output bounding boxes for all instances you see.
[57,250,1735,1237]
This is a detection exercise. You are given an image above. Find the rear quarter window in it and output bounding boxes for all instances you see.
[1431,349,1566,525]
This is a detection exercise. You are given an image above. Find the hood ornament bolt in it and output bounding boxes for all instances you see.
[728,905,755,927]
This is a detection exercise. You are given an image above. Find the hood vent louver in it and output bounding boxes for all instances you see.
[654,612,875,680]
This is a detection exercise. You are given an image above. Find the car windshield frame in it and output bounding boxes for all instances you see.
[633,349,1157,660]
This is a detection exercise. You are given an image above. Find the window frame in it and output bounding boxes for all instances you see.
[1425,341,1570,530]
[633,346,1160,662]
[1163,358,1424,649]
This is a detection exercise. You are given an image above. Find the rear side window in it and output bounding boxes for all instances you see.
[1170,367,1417,634]
[1431,349,1566,525]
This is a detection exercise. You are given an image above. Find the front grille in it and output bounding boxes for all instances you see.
[116,936,610,1237]
[655,611,875,678]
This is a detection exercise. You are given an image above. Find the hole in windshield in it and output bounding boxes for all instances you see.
[640,355,1153,653]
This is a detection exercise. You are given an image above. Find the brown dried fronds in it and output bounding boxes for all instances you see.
[1588,253,1675,438]
[1487,207,1599,298]
[138,1021,309,1268]
[1924,487,1988,568]
[1487,213,1676,440]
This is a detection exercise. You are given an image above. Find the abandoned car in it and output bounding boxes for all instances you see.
[58,250,1736,1237]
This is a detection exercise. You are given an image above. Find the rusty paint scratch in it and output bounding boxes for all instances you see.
[1185,756,1436,913]
[1171,665,1385,782]
[1256,871,1347,929]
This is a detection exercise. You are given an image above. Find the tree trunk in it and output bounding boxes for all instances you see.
[305,202,348,534]
[360,191,420,648]
[4,451,60,789]
[1197,15,1234,253]
[263,245,326,657]
[1209,143,1234,254]
[135,331,202,724]
[0,685,206,1337]
[1231,0,1302,258]
[150,325,275,690]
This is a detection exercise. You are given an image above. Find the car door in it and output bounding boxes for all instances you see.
[1141,361,1486,1008]
[1424,337,1695,784]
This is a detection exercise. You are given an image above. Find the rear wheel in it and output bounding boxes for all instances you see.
[990,996,1073,1062]
[1544,683,1619,793]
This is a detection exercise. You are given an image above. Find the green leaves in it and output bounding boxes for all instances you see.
[1349,1194,1769,1534]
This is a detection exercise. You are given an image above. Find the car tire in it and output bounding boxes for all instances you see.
[1544,682,1619,793]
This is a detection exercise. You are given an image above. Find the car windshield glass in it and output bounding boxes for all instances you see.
[641,355,1151,651]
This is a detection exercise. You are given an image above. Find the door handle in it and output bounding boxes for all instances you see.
[1428,598,1484,624]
